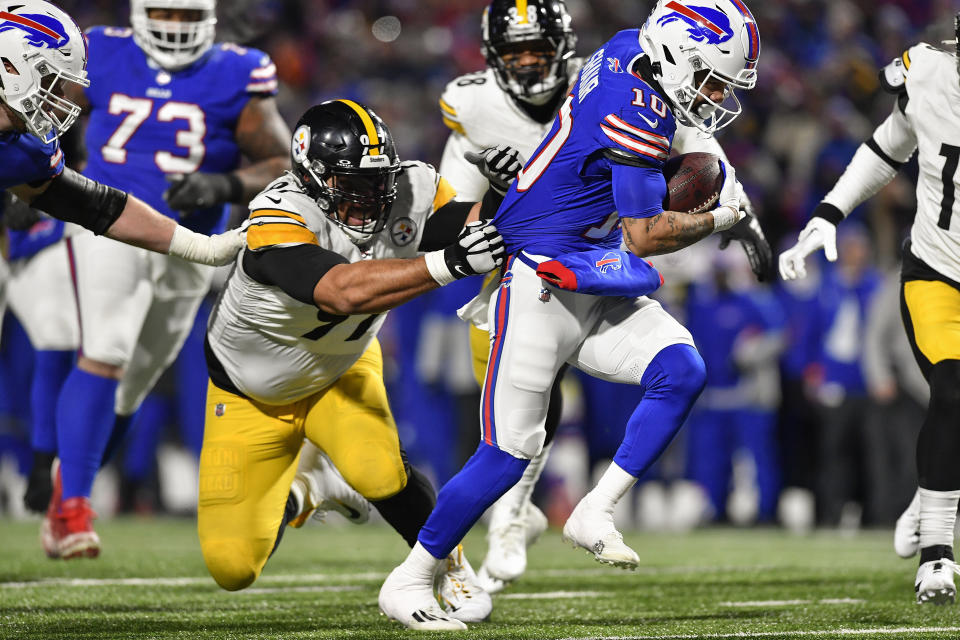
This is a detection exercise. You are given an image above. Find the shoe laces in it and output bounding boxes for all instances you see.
[441,548,475,602]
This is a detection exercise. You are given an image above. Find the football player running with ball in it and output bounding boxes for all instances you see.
[439,0,771,594]
[27,0,291,560]
[201,100,509,625]
[380,0,763,629]
[779,14,960,605]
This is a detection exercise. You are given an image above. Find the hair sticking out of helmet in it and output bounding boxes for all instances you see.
[130,0,216,71]
[0,0,89,143]
[290,100,401,246]
[639,0,759,134]
[482,0,577,105]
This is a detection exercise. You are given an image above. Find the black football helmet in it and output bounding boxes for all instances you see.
[482,0,577,105]
[291,99,401,245]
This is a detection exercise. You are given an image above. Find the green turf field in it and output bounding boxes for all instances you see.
[1,517,958,640]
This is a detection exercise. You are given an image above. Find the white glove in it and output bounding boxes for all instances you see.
[167,224,245,266]
[778,216,838,280]
[711,160,746,232]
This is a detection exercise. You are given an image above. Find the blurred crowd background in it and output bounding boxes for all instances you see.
[0,0,957,532]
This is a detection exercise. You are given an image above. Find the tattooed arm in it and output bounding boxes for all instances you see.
[620,210,716,257]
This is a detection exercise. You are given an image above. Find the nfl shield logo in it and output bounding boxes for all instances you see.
[215,403,225,417]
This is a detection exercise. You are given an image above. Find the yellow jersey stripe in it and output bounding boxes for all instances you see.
[337,99,380,156]
[902,50,911,69]
[247,223,318,250]
[432,176,458,213]
[516,0,528,24]
[439,98,458,117]
[442,116,465,136]
[250,208,307,225]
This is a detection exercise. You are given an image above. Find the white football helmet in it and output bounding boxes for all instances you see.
[639,0,760,134]
[0,0,89,143]
[131,0,216,71]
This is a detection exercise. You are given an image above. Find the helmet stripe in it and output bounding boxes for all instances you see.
[336,99,381,156]
[516,0,528,24]
[728,0,757,24]
[0,11,65,41]
[663,2,725,37]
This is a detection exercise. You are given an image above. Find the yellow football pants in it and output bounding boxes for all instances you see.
[197,340,407,591]
[902,279,960,372]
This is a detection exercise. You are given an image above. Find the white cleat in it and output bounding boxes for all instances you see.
[524,501,549,546]
[562,495,639,570]
[895,493,921,559]
[436,544,492,623]
[479,501,550,590]
[915,558,959,605]
[379,564,467,630]
[290,447,370,528]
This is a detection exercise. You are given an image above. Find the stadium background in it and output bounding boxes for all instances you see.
[0,0,957,532]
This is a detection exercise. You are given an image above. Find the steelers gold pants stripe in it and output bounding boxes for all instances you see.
[902,279,960,372]
[197,339,406,591]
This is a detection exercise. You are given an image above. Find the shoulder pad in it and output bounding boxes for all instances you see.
[600,103,672,166]
[88,26,132,39]
[439,72,487,136]
[879,52,909,94]
[247,177,321,251]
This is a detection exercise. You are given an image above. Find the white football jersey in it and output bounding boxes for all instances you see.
[895,44,960,282]
[207,162,452,405]
[439,64,581,201]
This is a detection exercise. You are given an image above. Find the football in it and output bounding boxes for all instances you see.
[662,152,724,213]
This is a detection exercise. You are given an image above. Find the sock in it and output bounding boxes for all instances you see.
[100,413,136,467]
[56,368,119,500]
[402,541,444,578]
[270,492,300,557]
[489,441,553,531]
[418,442,529,559]
[373,465,436,547]
[588,461,638,512]
[613,343,706,477]
[29,350,74,454]
[918,487,960,550]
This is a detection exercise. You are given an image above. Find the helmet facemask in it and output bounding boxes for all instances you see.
[488,36,574,105]
[668,57,755,135]
[131,0,216,71]
[14,54,88,143]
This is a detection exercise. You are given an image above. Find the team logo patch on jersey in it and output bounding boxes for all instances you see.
[595,252,623,274]
[606,57,623,73]
[390,217,417,246]
[292,125,311,163]
[0,11,69,49]
[658,1,734,46]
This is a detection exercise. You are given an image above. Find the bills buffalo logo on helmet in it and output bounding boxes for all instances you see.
[0,11,69,49]
[657,1,734,46]
[595,252,622,274]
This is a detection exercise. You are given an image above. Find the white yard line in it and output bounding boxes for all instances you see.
[719,598,864,607]
[558,628,960,640]
[241,585,363,594]
[500,590,602,599]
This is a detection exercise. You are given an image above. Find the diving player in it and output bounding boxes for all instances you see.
[439,0,771,593]
[380,0,763,629]
[0,0,243,261]
[201,100,507,626]
[779,14,960,604]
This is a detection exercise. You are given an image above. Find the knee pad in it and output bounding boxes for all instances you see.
[337,442,406,501]
[644,343,706,399]
[202,538,264,591]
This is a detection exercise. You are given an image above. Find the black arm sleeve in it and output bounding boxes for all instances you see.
[417,200,474,252]
[242,243,349,305]
[31,167,127,236]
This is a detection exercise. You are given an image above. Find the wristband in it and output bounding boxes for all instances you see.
[424,249,455,286]
[711,206,740,232]
[811,202,845,226]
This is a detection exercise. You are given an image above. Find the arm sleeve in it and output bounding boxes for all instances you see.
[821,106,917,216]
[242,244,348,305]
[612,161,667,219]
[418,200,473,252]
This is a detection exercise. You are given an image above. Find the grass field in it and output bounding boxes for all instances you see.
[1,517,959,640]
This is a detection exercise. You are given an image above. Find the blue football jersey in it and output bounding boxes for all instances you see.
[0,131,65,259]
[82,27,278,234]
[494,30,676,257]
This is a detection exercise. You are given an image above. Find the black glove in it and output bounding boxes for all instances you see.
[163,172,243,212]
[425,221,506,284]
[2,194,43,231]
[719,211,773,282]
[464,145,524,195]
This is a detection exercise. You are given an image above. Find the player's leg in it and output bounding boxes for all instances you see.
[685,408,733,521]
[565,297,704,567]
[198,381,305,591]
[53,232,152,559]
[735,409,781,522]
[7,241,79,513]
[901,278,960,604]
[381,256,582,629]
[306,339,490,624]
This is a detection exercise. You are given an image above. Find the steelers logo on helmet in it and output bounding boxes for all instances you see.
[292,125,311,164]
[290,100,401,246]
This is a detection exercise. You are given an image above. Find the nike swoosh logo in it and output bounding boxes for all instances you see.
[637,113,658,128]
[453,264,471,278]
[265,195,282,204]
